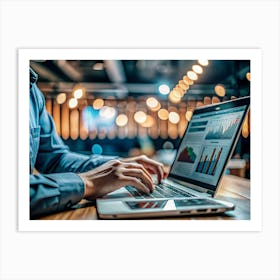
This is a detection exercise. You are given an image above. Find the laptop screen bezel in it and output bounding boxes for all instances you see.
[168,96,250,195]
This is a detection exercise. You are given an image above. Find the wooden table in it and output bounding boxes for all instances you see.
[39,175,250,220]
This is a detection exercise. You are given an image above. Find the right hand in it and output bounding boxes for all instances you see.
[78,160,154,200]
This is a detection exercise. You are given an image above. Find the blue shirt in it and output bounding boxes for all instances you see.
[29,68,116,218]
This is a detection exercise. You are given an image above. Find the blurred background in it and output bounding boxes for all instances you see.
[30,59,251,178]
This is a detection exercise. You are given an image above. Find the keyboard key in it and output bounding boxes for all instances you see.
[125,184,195,199]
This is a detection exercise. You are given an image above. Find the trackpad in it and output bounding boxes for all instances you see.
[125,200,168,209]
[124,198,224,210]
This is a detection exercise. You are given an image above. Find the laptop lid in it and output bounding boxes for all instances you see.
[168,96,250,196]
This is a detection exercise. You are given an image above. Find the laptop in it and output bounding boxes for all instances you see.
[97,96,250,219]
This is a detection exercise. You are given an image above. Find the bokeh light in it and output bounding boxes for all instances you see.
[134,111,147,124]
[214,84,226,97]
[73,88,84,99]
[56,93,67,104]
[198,59,209,66]
[169,112,180,124]
[116,114,128,127]
[185,111,193,121]
[146,97,160,110]
[69,98,78,109]
[168,90,181,103]
[192,65,203,74]
[158,109,169,120]
[99,106,116,119]
[158,84,170,95]
[212,96,220,104]
[93,98,104,110]
[141,115,155,128]
[179,80,189,91]
[183,75,194,86]
[187,71,198,81]
[174,86,185,97]
[151,102,161,111]
[91,144,103,155]
[204,96,212,105]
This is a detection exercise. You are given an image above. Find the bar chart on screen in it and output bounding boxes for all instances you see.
[195,146,223,176]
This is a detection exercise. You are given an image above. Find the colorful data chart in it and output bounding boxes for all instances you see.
[177,146,197,163]
[195,146,223,176]
[205,117,239,140]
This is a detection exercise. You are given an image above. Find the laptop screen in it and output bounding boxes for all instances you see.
[169,96,250,193]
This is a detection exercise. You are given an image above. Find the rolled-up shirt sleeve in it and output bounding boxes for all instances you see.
[29,75,117,219]
[30,173,85,219]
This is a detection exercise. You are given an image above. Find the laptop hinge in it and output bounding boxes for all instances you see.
[206,189,215,196]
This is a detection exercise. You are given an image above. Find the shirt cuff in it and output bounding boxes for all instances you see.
[44,173,85,211]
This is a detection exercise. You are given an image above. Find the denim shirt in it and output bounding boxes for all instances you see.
[29,68,116,218]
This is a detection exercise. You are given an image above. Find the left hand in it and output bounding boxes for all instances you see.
[121,155,166,184]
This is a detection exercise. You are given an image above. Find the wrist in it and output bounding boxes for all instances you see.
[78,174,94,198]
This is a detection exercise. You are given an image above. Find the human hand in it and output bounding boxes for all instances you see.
[121,155,166,184]
[79,159,155,200]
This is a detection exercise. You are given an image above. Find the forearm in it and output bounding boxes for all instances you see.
[30,173,84,219]
[36,150,118,174]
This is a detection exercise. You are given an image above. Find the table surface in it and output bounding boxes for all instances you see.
[39,174,250,220]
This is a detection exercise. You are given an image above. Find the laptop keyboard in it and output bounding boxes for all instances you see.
[125,182,195,199]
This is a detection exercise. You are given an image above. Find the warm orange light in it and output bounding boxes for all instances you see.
[134,111,147,124]
[169,112,180,124]
[146,97,161,111]
[93,62,104,71]
[246,72,251,81]
[187,71,198,81]
[198,59,209,66]
[183,75,194,86]
[158,109,169,120]
[178,80,189,91]
[203,96,212,105]
[100,106,116,119]
[69,98,78,109]
[169,90,181,103]
[192,65,203,74]
[185,111,193,121]
[70,109,79,140]
[212,96,220,104]
[93,98,104,110]
[214,84,226,97]
[146,97,158,108]
[73,88,84,99]
[151,102,161,111]
[141,115,155,128]
[56,93,67,104]
[116,114,128,127]
[242,114,250,138]
[174,86,185,97]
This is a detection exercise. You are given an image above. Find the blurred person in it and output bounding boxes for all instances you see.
[29,68,164,219]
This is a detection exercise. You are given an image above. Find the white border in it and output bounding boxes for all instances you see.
[18,48,262,231]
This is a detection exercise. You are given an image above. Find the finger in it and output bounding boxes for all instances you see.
[142,164,162,183]
[118,174,151,194]
[121,162,153,181]
[121,156,164,182]
[139,158,164,183]
[120,168,154,191]
[90,159,121,174]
